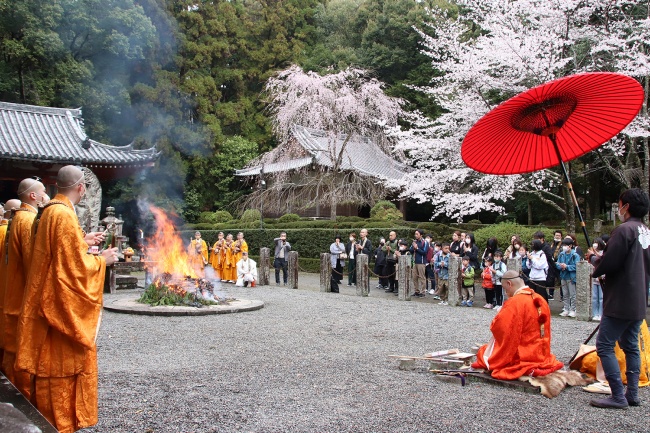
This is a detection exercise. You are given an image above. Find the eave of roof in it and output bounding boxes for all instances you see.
[0,101,159,167]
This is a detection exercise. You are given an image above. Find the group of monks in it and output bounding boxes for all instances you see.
[0,166,118,433]
[206,231,248,282]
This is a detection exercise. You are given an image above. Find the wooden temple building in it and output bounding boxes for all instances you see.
[0,101,158,201]
[236,125,410,218]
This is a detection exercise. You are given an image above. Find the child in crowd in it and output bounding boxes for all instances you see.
[431,242,442,297]
[491,250,507,310]
[460,255,475,307]
[434,243,450,305]
[482,257,495,308]
[556,238,580,318]
[519,244,531,280]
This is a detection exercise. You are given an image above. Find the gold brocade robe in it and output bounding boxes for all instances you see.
[15,195,106,432]
[2,203,37,384]
[223,241,237,281]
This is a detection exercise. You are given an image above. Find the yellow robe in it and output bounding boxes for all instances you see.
[15,195,105,433]
[0,219,8,365]
[188,239,208,273]
[1,203,37,390]
[223,241,237,281]
[210,240,224,278]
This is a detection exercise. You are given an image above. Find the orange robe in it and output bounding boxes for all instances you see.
[1,203,37,391]
[223,241,237,281]
[15,194,106,433]
[472,287,564,379]
[188,239,208,273]
[234,240,248,264]
[210,240,224,278]
[0,219,7,365]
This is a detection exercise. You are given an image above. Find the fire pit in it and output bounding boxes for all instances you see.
[102,205,264,316]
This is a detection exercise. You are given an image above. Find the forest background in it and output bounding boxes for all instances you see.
[0,0,647,231]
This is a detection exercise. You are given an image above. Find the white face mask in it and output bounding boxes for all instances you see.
[618,206,627,223]
[349,237,354,242]
[37,193,50,208]
[434,246,440,252]
[592,243,599,250]
[563,245,571,252]
[465,238,471,244]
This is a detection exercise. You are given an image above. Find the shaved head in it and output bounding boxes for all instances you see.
[3,199,21,219]
[17,178,45,201]
[502,270,525,297]
[56,165,84,189]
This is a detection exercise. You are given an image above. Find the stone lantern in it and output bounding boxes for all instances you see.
[100,206,126,254]
[593,218,603,236]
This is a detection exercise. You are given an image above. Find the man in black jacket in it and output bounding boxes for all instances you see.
[590,188,650,409]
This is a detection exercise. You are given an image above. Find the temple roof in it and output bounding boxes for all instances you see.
[236,125,409,180]
[0,101,158,168]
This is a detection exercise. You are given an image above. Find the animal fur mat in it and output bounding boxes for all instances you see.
[519,370,594,398]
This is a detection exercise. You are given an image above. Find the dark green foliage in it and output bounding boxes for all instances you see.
[473,222,551,252]
[278,213,301,223]
[138,283,219,307]
[240,209,262,223]
[369,200,403,221]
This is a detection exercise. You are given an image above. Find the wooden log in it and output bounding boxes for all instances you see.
[259,247,270,286]
[356,253,369,296]
[397,254,411,301]
[576,260,591,321]
[288,251,299,289]
[320,253,332,292]
[448,255,461,306]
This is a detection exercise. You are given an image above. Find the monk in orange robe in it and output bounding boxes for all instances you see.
[233,232,249,264]
[472,270,564,380]
[188,231,208,276]
[2,178,49,395]
[14,166,118,433]
[210,232,225,279]
[0,199,21,367]
[223,234,237,282]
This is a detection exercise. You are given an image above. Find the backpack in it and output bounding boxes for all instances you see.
[426,243,434,263]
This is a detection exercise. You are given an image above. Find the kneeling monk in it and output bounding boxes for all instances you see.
[472,270,564,379]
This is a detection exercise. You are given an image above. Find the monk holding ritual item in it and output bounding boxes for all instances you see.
[14,166,118,433]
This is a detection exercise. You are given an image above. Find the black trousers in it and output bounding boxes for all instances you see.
[384,261,397,291]
[274,257,288,284]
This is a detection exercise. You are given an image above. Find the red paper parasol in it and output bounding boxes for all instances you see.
[461,72,644,245]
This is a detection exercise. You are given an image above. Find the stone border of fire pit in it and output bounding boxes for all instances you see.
[103,297,264,316]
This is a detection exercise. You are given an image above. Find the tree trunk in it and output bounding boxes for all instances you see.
[563,183,576,234]
[527,201,533,225]
[329,194,337,220]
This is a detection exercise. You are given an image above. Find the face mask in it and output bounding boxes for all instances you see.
[434,246,440,252]
[514,245,520,250]
[494,258,500,263]
[592,243,599,250]
[37,193,50,208]
[465,239,471,244]
[618,206,626,223]
[563,245,571,252]
[349,238,354,242]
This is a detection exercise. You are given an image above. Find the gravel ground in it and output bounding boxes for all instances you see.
[85,276,648,433]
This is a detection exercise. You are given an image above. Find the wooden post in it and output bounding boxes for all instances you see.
[448,255,461,306]
[320,253,331,292]
[397,254,410,301]
[356,253,369,296]
[259,247,270,286]
[575,260,592,321]
[288,251,299,289]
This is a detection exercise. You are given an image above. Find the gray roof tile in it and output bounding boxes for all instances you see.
[0,101,158,166]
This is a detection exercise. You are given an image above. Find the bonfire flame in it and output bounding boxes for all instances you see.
[146,206,204,279]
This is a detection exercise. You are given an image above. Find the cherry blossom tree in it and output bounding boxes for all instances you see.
[396,0,649,224]
[241,65,407,219]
